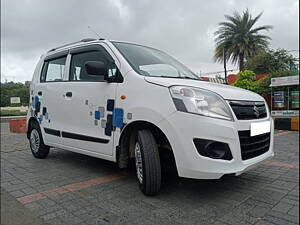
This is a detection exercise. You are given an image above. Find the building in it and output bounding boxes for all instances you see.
[270,75,299,130]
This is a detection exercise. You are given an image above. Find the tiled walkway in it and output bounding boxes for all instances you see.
[1,123,299,225]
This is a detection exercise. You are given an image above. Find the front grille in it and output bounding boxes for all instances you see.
[238,130,270,160]
[229,101,267,120]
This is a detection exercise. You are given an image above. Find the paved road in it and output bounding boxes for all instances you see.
[1,123,299,225]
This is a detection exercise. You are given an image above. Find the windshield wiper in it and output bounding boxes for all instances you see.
[181,76,199,80]
[159,75,184,79]
[158,75,199,80]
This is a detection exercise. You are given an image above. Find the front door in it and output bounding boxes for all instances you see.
[60,45,118,156]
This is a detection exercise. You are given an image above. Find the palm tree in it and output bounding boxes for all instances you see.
[214,9,273,71]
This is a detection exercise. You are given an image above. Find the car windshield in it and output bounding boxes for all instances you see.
[112,42,199,80]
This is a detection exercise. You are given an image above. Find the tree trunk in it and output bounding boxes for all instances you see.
[239,53,245,71]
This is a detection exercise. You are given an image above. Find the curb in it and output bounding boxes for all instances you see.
[274,117,299,131]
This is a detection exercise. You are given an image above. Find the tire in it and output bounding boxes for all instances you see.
[29,122,50,159]
[135,129,161,196]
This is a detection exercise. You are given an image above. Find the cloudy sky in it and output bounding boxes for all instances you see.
[1,0,299,82]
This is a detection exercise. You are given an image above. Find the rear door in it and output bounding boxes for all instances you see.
[60,45,119,156]
[34,52,68,146]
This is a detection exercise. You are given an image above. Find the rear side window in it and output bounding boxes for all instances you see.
[41,56,67,82]
[69,51,110,82]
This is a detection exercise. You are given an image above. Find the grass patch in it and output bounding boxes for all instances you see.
[0,110,27,116]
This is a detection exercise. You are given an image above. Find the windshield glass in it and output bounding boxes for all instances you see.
[112,42,199,79]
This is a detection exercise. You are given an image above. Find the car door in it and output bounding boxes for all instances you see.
[34,51,68,146]
[60,45,119,156]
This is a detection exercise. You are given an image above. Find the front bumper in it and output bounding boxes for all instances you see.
[158,112,274,179]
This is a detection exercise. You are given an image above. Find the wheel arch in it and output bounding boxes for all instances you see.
[117,120,176,170]
[27,117,39,139]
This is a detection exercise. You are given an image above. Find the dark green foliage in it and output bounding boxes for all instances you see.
[256,70,299,95]
[0,82,30,107]
[245,49,297,74]
[215,9,272,71]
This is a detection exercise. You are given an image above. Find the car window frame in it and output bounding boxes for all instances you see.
[40,50,69,83]
[67,44,117,83]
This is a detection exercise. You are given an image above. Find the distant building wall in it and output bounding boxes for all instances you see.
[227,74,238,85]
[255,73,269,80]
[227,73,270,85]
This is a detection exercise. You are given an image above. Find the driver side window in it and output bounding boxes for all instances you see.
[69,51,110,82]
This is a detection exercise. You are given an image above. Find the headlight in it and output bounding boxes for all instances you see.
[169,86,234,121]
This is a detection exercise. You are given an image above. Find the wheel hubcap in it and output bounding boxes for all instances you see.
[135,142,143,184]
[30,129,40,153]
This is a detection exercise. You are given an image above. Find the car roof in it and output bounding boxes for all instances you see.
[47,38,105,53]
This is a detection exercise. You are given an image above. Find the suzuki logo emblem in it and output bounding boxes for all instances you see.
[253,105,260,118]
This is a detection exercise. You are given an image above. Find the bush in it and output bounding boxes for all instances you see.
[234,70,259,92]
[233,69,298,95]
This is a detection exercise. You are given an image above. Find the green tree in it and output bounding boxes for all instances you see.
[214,9,273,71]
[245,49,296,74]
[233,70,259,92]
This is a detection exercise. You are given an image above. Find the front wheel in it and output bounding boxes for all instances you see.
[29,122,50,159]
[135,129,161,196]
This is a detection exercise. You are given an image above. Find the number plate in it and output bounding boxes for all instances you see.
[250,121,271,136]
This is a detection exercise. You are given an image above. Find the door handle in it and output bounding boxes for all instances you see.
[65,92,72,98]
[38,91,42,96]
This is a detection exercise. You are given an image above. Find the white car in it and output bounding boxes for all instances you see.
[27,38,274,195]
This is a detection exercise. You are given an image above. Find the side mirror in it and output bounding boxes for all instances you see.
[85,61,108,79]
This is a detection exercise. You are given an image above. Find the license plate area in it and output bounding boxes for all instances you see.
[250,121,271,136]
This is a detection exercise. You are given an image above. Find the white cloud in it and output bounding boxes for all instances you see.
[1,0,298,82]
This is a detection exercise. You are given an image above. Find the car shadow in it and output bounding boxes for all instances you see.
[46,147,254,198]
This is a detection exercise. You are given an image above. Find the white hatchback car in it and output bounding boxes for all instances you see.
[27,38,274,195]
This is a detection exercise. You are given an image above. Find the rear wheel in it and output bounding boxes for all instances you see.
[29,122,50,159]
[135,129,161,196]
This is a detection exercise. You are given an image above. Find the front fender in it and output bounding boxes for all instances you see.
[126,106,174,125]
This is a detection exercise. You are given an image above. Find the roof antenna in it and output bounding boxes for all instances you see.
[87,25,103,39]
